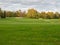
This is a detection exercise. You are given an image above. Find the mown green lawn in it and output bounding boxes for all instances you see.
[0,17,60,45]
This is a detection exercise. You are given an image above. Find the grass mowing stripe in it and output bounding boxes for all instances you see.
[0,17,60,45]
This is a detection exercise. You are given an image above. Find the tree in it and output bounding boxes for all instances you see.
[0,8,3,18]
[27,8,39,18]
[3,11,6,18]
[15,10,21,17]
[46,12,54,19]
[22,11,26,17]
[1,11,6,18]
[40,12,47,19]
[54,12,60,19]
[0,8,6,18]
[6,11,15,17]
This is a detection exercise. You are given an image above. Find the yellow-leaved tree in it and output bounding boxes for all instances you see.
[46,12,54,19]
[27,8,39,18]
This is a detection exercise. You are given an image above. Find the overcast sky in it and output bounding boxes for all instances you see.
[0,0,60,12]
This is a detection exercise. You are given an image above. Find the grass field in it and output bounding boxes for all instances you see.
[0,17,60,45]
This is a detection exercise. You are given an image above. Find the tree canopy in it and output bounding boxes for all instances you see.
[0,8,60,19]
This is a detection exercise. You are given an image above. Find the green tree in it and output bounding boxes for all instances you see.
[0,8,6,18]
[0,8,3,18]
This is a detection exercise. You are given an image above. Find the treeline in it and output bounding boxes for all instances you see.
[0,8,60,19]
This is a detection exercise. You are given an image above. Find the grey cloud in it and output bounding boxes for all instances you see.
[0,0,60,12]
